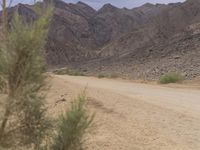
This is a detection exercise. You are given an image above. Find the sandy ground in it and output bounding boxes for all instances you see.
[47,75,200,150]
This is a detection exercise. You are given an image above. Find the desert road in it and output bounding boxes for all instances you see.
[48,75,200,150]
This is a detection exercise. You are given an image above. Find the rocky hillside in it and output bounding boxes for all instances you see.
[2,0,200,79]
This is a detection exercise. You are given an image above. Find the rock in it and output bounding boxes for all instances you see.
[174,55,181,59]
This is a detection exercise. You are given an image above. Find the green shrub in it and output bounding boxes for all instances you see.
[97,73,106,78]
[159,73,184,84]
[52,93,94,150]
[0,4,53,149]
[54,68,84,76]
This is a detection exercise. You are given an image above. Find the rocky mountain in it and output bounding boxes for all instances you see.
[2,0,200,79]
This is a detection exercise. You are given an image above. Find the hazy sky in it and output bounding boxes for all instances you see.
[65,0,186,9]
[13,0,186,9]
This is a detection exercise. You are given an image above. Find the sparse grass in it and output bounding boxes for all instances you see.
[97,73,118,79]
[159,73,184,84]
[54,68,84,76]
[52,93,94,150]
[109,73,118,78]
[0,76,6,93]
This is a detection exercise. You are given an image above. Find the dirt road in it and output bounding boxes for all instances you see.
[48,75,200,150]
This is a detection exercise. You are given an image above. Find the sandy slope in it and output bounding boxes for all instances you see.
[47,75,200,150]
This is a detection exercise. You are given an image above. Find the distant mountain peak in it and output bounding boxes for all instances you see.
[44,0,61,4]
[76,1,95,11]
[142,3,154,7]
[98,3,118,13]
[103,3,116,9]
[76,1,87,6]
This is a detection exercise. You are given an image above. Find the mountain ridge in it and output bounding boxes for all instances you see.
[1,0,200,79]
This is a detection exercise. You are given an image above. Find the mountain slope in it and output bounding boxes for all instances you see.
[2,0,200,79]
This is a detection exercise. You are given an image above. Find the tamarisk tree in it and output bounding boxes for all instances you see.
[0,0,53,149]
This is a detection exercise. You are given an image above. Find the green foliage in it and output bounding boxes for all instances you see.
[159,73,184,84]
[0,3,96,150]
[0,4,53,149]
[52,93,94,150]
[54,68,84,76]
[18,96,53,149]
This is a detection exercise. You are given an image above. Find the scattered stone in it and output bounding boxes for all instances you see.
[55,98,67,106]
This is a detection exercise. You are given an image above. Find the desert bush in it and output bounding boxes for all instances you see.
[0,2,95,150]
[97,73,118,79]
[52,93,94,150]
[0,4,53,149]
[54,68,84,76]
[97,73,106,78]
[0,76,7,93]
[159,73,184,84]
[108,73,118,78]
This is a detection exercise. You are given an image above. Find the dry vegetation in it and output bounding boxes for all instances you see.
[159,73,184,84]
[0,1,94,150]
[53,68,84,76]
